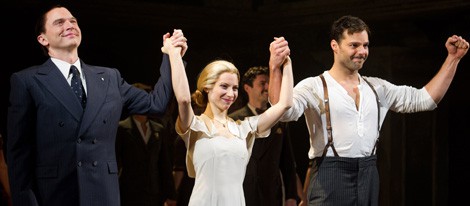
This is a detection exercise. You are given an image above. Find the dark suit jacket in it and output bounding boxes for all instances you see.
[229,105,298,206]
[116,117,176,206]
[7,54,173,206]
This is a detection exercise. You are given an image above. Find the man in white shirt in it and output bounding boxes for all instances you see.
[268,15,468,206]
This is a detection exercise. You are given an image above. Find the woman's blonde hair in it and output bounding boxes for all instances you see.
[191,60,240,108]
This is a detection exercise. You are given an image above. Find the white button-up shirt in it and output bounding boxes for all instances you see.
[280,71,437,158]
[51,57,87,95]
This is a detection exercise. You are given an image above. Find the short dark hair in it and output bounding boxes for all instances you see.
[35,4,70,56]
[330,15,371,43]
[241,66,269,87]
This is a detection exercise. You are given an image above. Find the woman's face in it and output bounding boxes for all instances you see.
[206,72,239,112]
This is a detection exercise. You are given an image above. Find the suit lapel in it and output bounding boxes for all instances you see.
[79,62,109,135]
[35,59,84,121]
[244,105,255,117]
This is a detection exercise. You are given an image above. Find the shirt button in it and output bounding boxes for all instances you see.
[93,161,98,166]
[77,138,82,143]
[78,161,82,167]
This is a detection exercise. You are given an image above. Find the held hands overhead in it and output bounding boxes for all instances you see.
[159,31,467,63]
[161,29,188,56]
[269,37,291,70]
[267,37,292,105]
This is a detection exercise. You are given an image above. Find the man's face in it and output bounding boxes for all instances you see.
[37,7,82,54]
[245,74,269,104]
[335,30,369,71]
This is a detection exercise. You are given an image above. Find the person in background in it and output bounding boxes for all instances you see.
[172,102,202,206]
[6,4,187,206]
[162,34,293,205]
[268,15,468,205]
[172,135,195,206]
[116,83,177,206]
[229,66,299,206]
[0,133,11,206]
[298,160,312,206]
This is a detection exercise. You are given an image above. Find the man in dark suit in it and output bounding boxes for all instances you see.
[229,66,299,206]
[116,83,177,206]
[6,5,187,206]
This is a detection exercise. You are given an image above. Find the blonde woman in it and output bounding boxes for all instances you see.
[162,32,292,206]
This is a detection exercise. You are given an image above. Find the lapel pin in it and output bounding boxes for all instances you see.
[101,77,104,81]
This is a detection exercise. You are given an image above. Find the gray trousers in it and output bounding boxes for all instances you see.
[307,155,379,206]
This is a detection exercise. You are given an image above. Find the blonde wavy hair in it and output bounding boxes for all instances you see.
[191,60,240,108]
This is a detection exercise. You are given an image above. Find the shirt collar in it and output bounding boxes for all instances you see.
[51,57,82,78]
[247,103,260,115]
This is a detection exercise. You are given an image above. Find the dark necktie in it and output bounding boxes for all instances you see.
[70,65,87,108]
[255,108,266,114]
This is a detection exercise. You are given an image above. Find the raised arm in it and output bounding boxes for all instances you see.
[257,48,293,133]
[161,30,194,133]
[268,37,290,104]
[424,35,468,104]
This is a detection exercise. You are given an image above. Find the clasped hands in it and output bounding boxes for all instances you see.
[161,29,188,57]
[269,36,291,71]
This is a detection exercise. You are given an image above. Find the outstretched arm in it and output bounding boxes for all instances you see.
[268,37,290,104]
[257,40,293,133]
[425,35,468,104]
[162,30,194,133]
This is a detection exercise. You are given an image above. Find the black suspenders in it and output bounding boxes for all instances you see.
[319,74,381,156]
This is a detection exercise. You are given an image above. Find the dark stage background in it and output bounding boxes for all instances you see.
[1,1,469,205]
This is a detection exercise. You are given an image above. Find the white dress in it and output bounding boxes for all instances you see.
[176,114,269,206]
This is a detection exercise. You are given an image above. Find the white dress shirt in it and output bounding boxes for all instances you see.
[246,103,260,116]
[51,57,88,95]
[280,71,437,158]
[132,117,151,144]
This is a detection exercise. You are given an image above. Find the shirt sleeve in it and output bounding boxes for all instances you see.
[279,77,322,122]
[364,76,437,113]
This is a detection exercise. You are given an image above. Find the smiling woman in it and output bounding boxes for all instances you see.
[3,1,470,205]
[162,33,293,206]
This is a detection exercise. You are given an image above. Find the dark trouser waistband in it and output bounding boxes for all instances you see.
[312,155,377,170]
[308,155,379,206]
